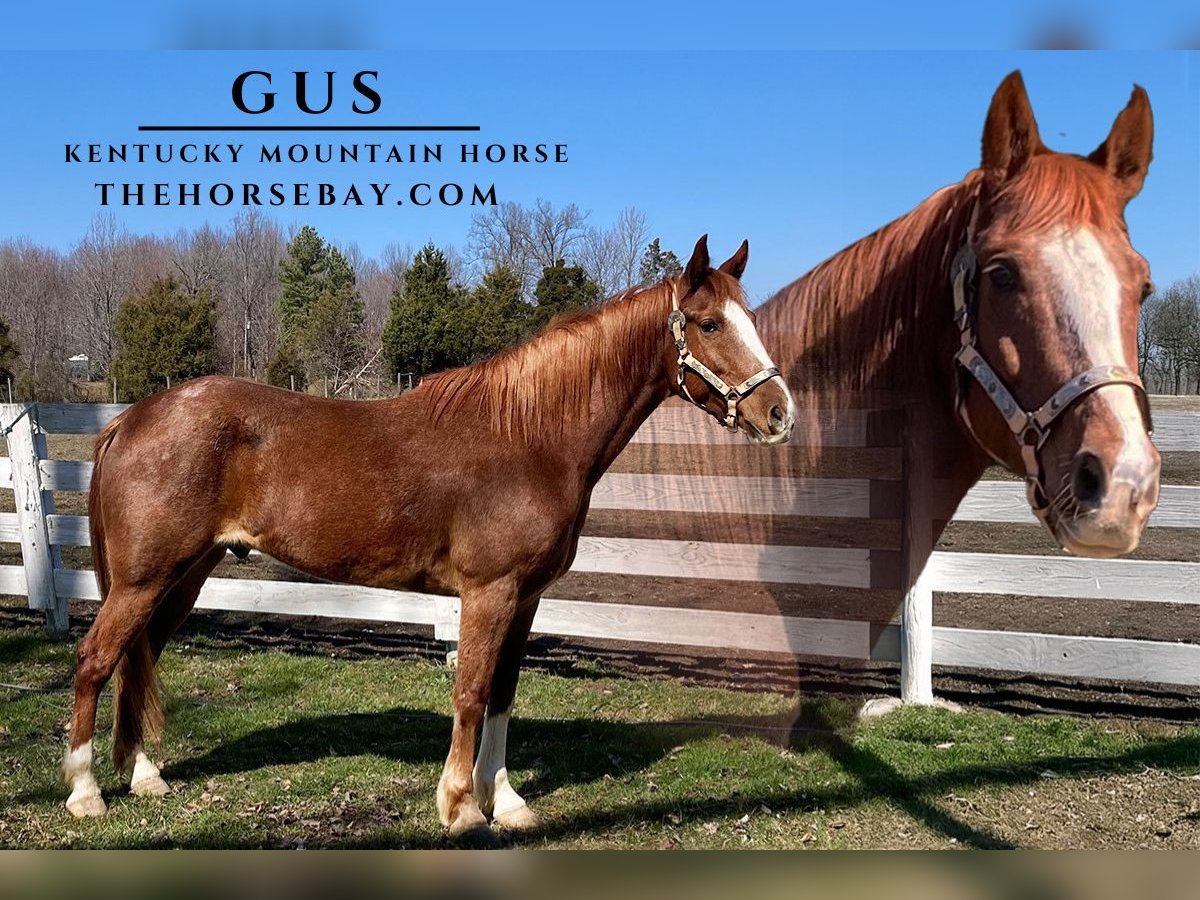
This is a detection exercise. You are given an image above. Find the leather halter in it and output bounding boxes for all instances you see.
[950,208,1153,527]
[667,283,782,431]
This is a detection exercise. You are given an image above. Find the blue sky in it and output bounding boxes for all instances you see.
[2,51,1196,302]
[5,4,1199,52]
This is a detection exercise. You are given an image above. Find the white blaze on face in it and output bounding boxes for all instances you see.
[722,300,795,418]
[1039,227,1154,478]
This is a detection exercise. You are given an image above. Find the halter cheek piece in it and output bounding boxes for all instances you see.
[667,284,782,431]
[951,207,1153,528]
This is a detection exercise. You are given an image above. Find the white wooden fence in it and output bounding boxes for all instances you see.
[1,402,1197,697]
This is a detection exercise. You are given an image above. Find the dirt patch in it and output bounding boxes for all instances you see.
[1149,395,1200,413]
[808,767,1200,849]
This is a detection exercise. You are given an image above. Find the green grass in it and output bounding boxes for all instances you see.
[1,620,1197,849]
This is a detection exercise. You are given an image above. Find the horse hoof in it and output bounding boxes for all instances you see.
[453,823,500,848]
[448,806,494,845]
[494,804,541,832]
[130,775,171,797]
[66,792,108,818]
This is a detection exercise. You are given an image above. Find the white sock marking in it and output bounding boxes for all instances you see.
[64,742,101,804]
[131,750,161,785]
[472,712,526,818]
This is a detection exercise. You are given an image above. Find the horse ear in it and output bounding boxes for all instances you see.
[718,239,749,280]
[981,70,1043,191]
[683,234,710,294]
[1087,85,1153,200]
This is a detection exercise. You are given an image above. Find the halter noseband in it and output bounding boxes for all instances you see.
[951,205,1153,527]
[667,283,782,431]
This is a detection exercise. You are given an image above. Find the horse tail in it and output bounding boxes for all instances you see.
[92,415,164,773]
[88,419,118,602]
[111,631,161,773]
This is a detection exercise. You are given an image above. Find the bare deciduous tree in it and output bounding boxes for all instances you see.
[578,207,649,297]
[0,240,75,399]
[225,210,283,379]
[611,206,649,290]
[352,257,397,356]
[467,200,589,297]
[1140,275,1200,394]
[527,199,588,273]
[381,241,412,287]
[578,228,621,298]
[467,201,536,293]
[171,225,227,298]
[443,245,468,288]
[69,213,134,374]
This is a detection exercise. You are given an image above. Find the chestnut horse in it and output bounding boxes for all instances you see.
[759,71,1159,559]
[63,236,795,839]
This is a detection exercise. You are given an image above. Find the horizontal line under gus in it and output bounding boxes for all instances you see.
[137,124,481,132]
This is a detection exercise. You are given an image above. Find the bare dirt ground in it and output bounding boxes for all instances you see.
[1149,394,1200,412]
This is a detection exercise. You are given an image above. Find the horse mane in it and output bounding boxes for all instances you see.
[759,153,1126,403]
[417,281,674,444]
[758,176,977,403]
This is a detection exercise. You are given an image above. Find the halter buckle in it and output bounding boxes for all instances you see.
[951,244,977,291]
[667,309,687,351]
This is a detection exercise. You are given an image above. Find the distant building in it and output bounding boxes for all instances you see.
[65,354,92,381]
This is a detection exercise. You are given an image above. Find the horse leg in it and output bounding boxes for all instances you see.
[64,580,171,818]
[436,579,518,840]
[124,546,226,798]
[473,596,541,831]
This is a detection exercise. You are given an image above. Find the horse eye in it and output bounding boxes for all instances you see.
[987,263,1017,293]
[699,319,720,334]
[1141,280,1155,301]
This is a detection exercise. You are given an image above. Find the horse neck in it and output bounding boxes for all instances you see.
[760,174,982,403]
[572,286,673,481]
[758,175,991,503]
[418,283,674,479]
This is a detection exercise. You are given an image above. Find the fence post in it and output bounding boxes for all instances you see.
[899,401,934,704]
[6,406,67,638]
[434,596,460,668]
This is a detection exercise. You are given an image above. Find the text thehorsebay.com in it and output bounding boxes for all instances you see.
[69,142,567,208]
[63,69,570,209]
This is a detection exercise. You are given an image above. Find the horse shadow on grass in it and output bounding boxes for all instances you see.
[156,699,1200,849]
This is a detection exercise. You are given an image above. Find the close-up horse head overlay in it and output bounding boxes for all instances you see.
[669,235,795,445]
[959,72,1159,557]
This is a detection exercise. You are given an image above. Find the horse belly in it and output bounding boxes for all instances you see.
[245,501,454,594]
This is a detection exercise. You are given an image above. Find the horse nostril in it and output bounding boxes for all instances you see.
[1071,451,1107,508]
[769,405,786,433]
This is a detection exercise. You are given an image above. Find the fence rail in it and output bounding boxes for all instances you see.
[1,402,1197,691]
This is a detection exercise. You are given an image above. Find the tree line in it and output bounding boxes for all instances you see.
[6,207,1195,403]
[0,202,684,402]
[1138,274,1200,395]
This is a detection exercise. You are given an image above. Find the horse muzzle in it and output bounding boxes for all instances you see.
[1052,445,1161,558]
